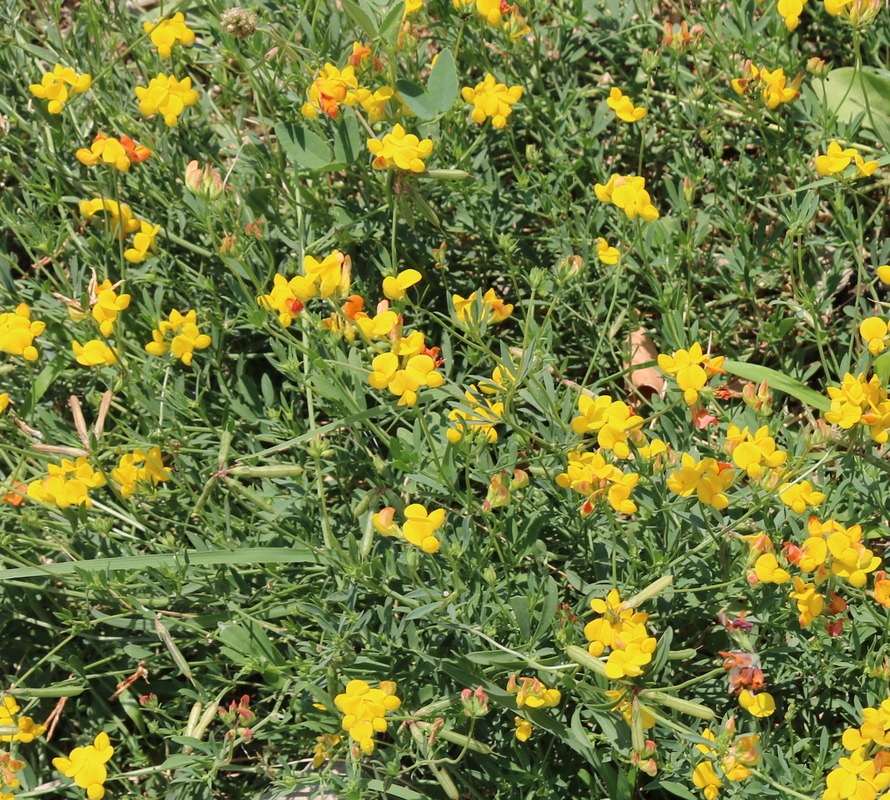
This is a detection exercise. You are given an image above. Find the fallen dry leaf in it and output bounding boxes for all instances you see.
[625,328,666,401]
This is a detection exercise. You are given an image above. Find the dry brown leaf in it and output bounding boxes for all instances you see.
[625,328,665,401]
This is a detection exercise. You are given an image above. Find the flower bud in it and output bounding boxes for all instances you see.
[460,686,491,717]
[220,7,258,38]
[807,57,830,78]
[510,468,529,490]
[554,255,584,284]
[185,160,224,199]
[484,473,511,510]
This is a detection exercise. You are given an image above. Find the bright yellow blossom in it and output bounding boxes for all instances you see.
[658,342,725,405]
[301,64,360,119]
[606,87,646,122]
[89,280,131,336]
[461,73,523,129]
[353,86,395,123]
[257,274,316,326]
[111,447,171,498]
[334,679,401,755]
[0,303,45,361]
[368,124,433,172]
[514,716,533,741]
[753,552,792,584]
[145,309,212,366]
[124,221,160,264]
[53,731,114,800]
[382,269,422,301]
[303,250,350,299]
[135,74,199,127]
[506,674,561,708]
[777,0,807,29]
[595,174,659,221]
[732,63,799,109]
[72,339,118,367]
[666,453,734,510]
[28,64,91,114]
[76,132,151,172]
[556,450,639,515]
[860,317,890,355]
[79,198,141,238]
[596,237,620,265]
[143,12,195,58]
[738,689,775,718]
[778,479,826,514]
[0,696,46,744]
[724,424,787,481]
[27,457,106,510]
[368,351,444,407]
[452,288,513,326]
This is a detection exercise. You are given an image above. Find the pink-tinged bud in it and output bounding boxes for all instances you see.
[722,716,737,738]
[139,693,158,707]
[640,758,658,776]
[427,717,444,745]
[825,619,844,637]
[510,468,529,490]
[185,160,225,199]
[742,379,772,416]
[485,473,511,510]
[644,739,657,755]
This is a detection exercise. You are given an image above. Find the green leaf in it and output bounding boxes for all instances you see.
[333,113,363,166]
[648,780,700,800]
[395,79,438,120]
[274,123,337,171]
[0,546,321,581]
[723,359,830,412]
[21,350,71,416]
[823,67,890,147]
[428,48,459,114]
[340,0,377,39]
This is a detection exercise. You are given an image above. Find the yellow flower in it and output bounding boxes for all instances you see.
[778,479,825,514]
[311,734,342,768]
[28,64,91,114]
[27,457,106,510]
[461,74,523,129]
[753,552,791,584]
[816,141,878,179]
[777,0,806,30]
[824,0,882,26]
[368,351,444,407]
[514,716,533,741]
[657,342,725,405]
[860,317,890,355]
[257,274,317,326]
[666,453,734,510]
[452,288,513,326]
[91,280,131,337]
[301,64,360,120]
[595,174,659,221]
[0,696,47,743]
[403,0,423,17]
[72,339,118,367]
[606,87,646,123]
[732,63,799,109]
[402,503,446,552]
[367,124,433,172]
[334,680,401,755]
[124,221,160,264]
[0,394,8,415]
[507,674,561,709]
[693,759,722,800]
[145,309,212,366]
[789,577,824,627]
[355,310,399,340]
[0,303,45,361]
[877,265,890,285]
[382,269,422,301]
[79,198,141,238]
[596,237,620,265]
[111,447,171,498]
[143,12,196,58]
[447,388,504,444]
[303,250,349,299]
[135,74,199,127]
[725,424,787,481]
[453,0,510,26]
[556,450,639,515]
[52,731,114,800]
[76,132,152,172]
[738,690,775,718]
[353,86,395,123]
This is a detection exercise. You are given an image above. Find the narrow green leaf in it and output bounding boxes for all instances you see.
[723,359,830,412]
[0,546,320,581]
[340,0,377,39]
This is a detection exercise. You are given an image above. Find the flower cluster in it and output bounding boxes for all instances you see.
[76,132,151,172]
[461,73,523,129]
[28,64,91,114]
[452,288,513,327]
[382,268,422,301]
[692,719,760,800]
[452,0,530,33]
[724,423,786,481]
[111,448,172,498]
[447,386,504,443]
[666,453,734,510]
[334,680,401,755]
[52,731,114,800]
[257,251,351,326]
[0,303,45,362]
[373,503,445,553]
[860,317,890,356]
[823,697,890,800]
[0,697,46,744]
[731,62,800,109]
[145,309,212,366]
[135,74,199,127]
[507,674,561,709]
[301,63,360,119]
[583,589,658,680]
[143,12,196,58]
[557,450,639,515]
[27,457,106,509]
[368,124,433,172]
[824,372,890,443]
[606,87,646,123]
[368,345,444,408]
[79,198,141,239]
[824,0,882,27]
[720,650,776,718]
[571,394,644,459]
[595,174,659,221]
[815,141,878,179]
[658,342,725,406]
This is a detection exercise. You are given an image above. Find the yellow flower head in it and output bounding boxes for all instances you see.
[514,716,533,741]
[143,13,196,58]
[382,268,422,301]
[79,198,141,238]
[596,237,620,265]
[89,280,131,337]
[135,74,199,127]
[506,674,561,708]
[0,303,45,361]
[595,174,659,221]
[257,274,317,326]
[452,288,513,326]
[28,64,91,114]
[353,86,396,123]
[145,309,212,366]
[606,87,646,123]
[777,0,806,30]
[52,731,114,800]
[303,250,350,299]
[334,680,401,755]
[27,457,106,510]
[111,447,172,498]
[124,221,161,264]
[461,73,523,129]
[72,339,118,367]
[301,64,360,120]
[367,124,433,172]
[76,132,151,172]
[738,689,775,718]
